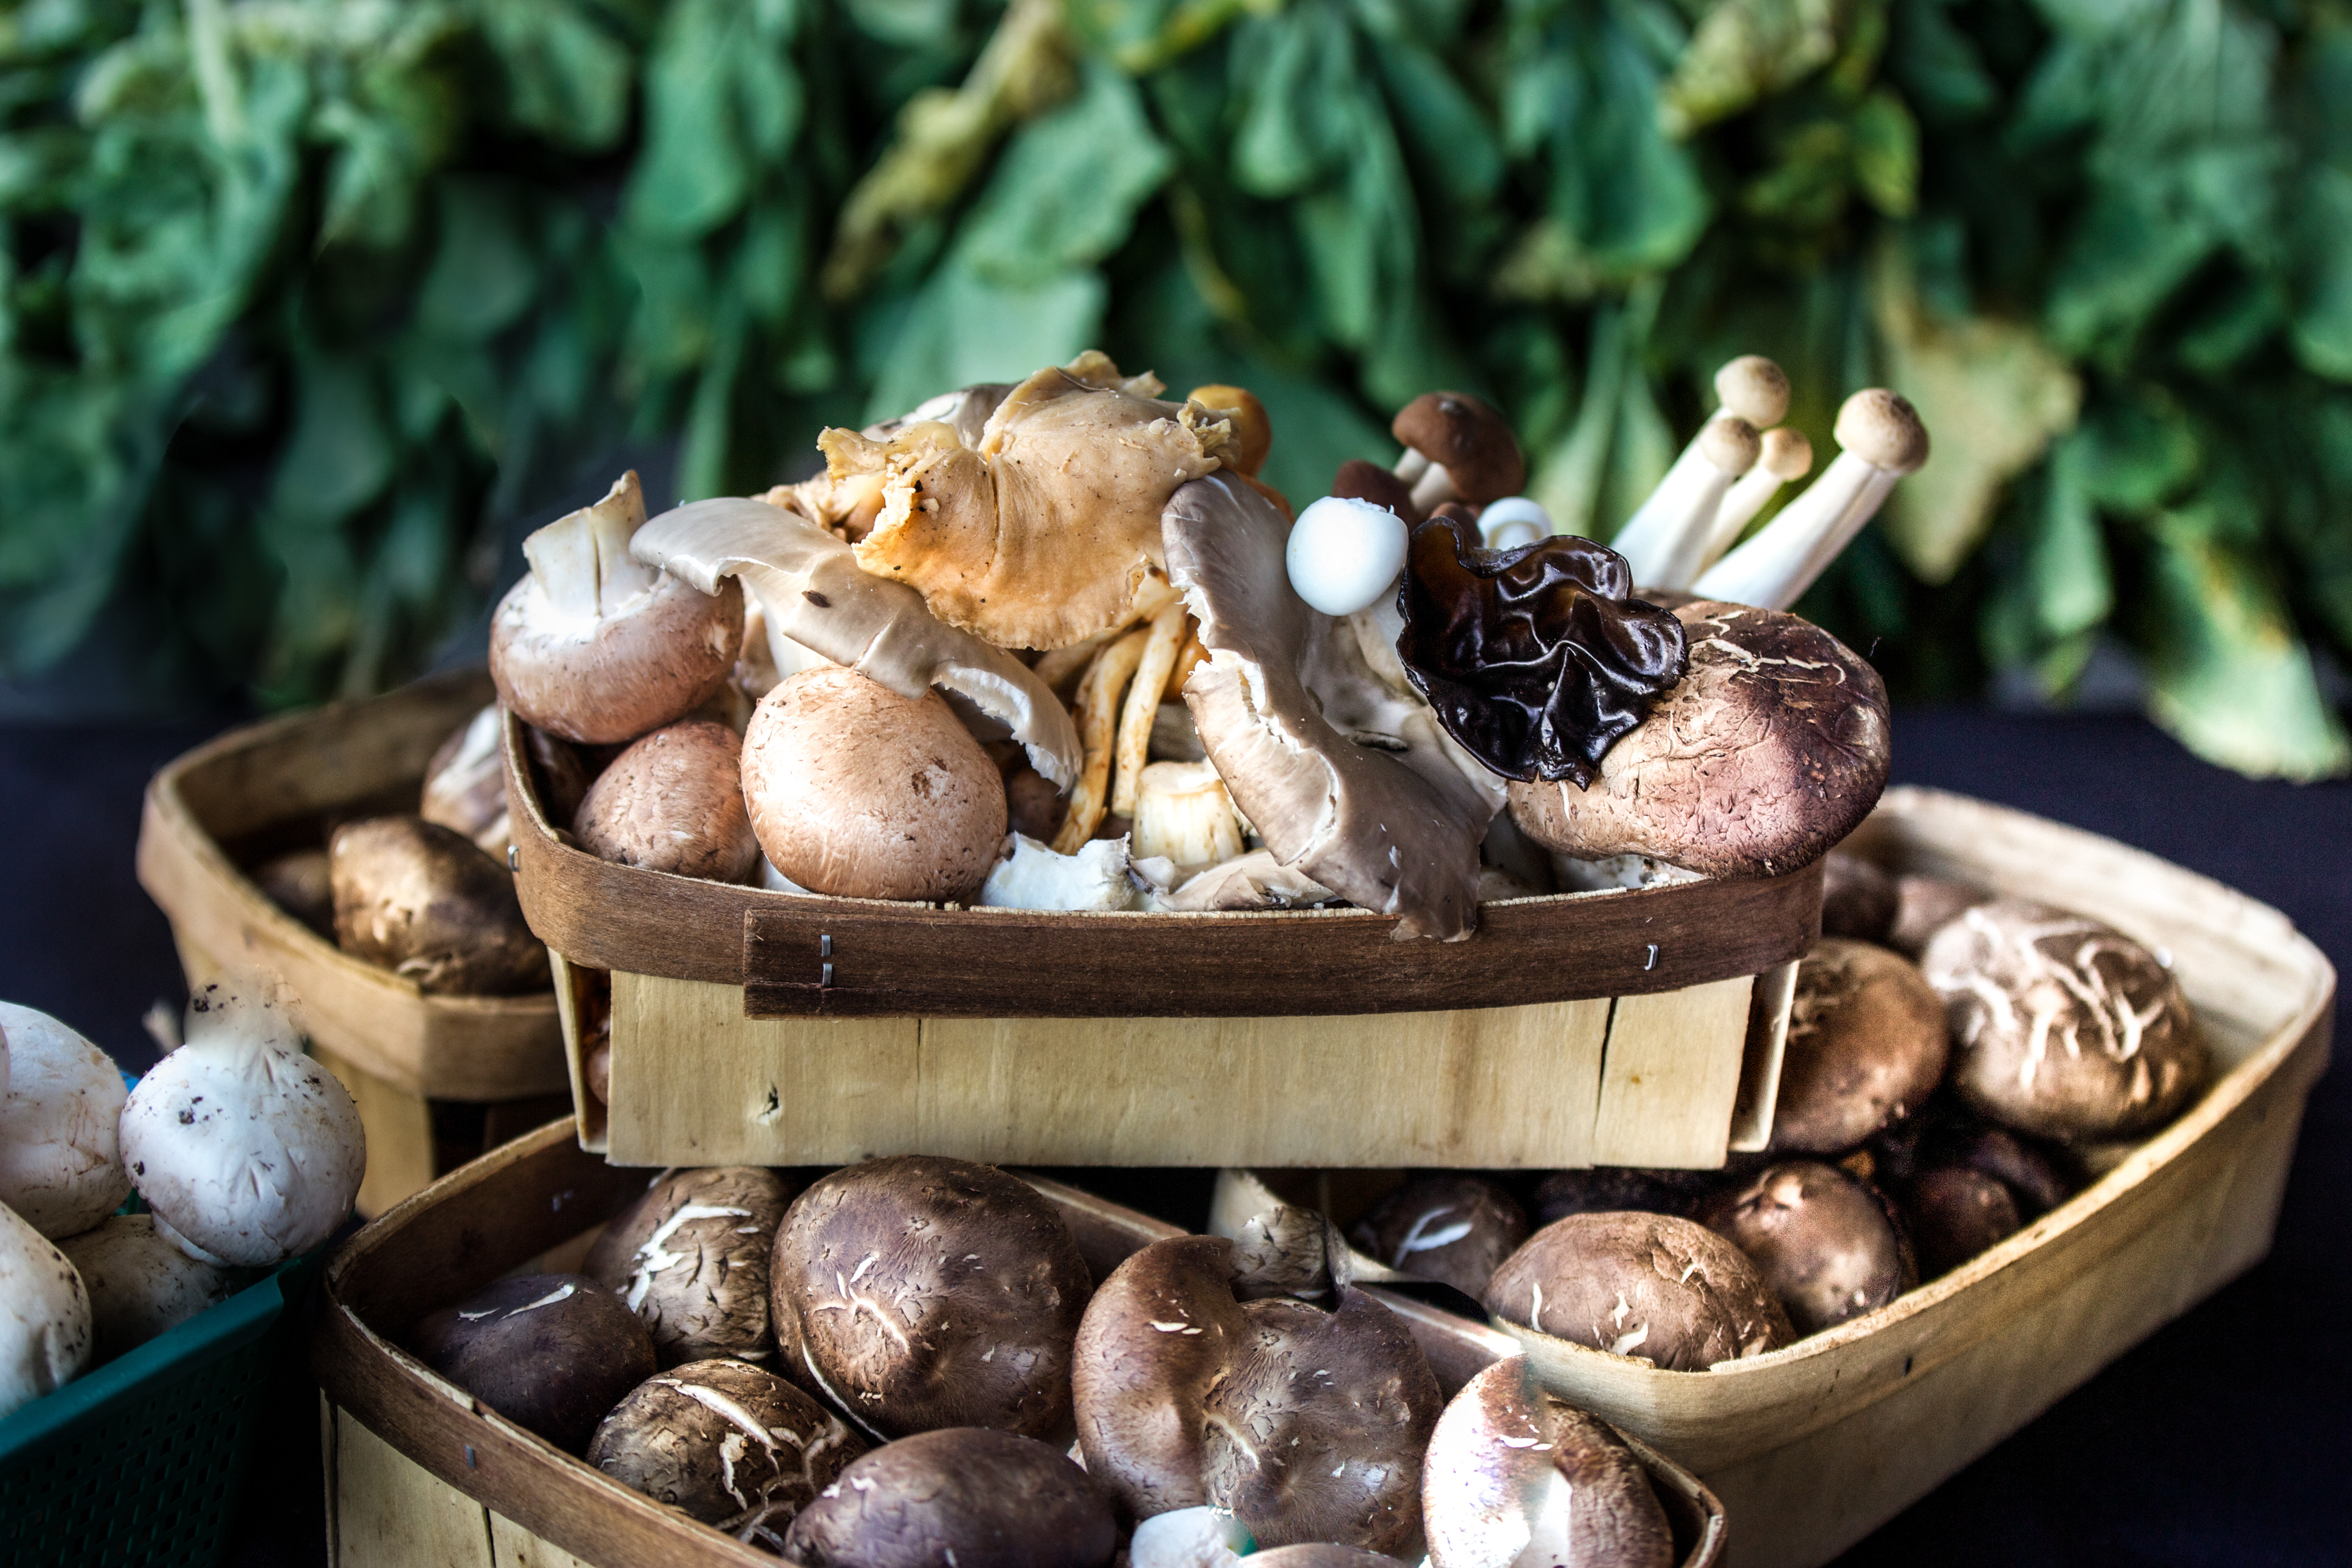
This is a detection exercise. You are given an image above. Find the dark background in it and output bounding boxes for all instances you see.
[1,704,2342,1566]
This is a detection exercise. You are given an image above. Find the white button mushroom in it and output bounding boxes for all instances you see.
[1285,495,1411,617]
[0,1002,133,1240]
[58,1214,240,1361]
[1474,496,1554,551]
[0,1196,92,1418]
[118,981,366,1268]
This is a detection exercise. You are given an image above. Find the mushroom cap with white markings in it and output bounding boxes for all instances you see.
[1484,1211,1791,1370]
[585,1166,797,1367]
[414,1272,657,1453]
[779,1425,1116,1568]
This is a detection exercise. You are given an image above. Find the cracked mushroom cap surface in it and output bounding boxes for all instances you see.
[1163,472,1492,940]
[1485,1211,1792,1369]
[1695,1161,1914,1335]
[1923,899,2208,1142]
[830,352,1233,651]
[1507,600,1891,878]
[586,1166,799,1367]
[768,1156,1091,1441]
[1073,1235,1442,1556]
[780,1426,1116,1568]
[1769,939,1950,1154]
[1421,1355,1672,1568]
[413,1274,657,1453]
[573,720,760,883]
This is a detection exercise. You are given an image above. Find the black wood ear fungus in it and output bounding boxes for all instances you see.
[1395,515,1687,786]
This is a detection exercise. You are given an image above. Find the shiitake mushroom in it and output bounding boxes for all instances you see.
[586,1166,797,1367]
[1770,939,1949,1154]
[1695,1161,1914,1335]
[1484,1212,1791,1368]
[411,1273,655,1452]
[1819,850,1898,943]
[1886,874,1989,958]
[1903,1167,2022,1279]
[779,1426,1116,1568]
[1346,1174,1528,1298]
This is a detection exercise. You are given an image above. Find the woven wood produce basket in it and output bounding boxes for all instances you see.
[1212,784,2337,1568]
[137,671,570,1215]
[309,1120,1728,1568]
[505,710,1823,1172]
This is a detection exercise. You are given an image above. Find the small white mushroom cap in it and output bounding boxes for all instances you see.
[119,981,366,1268]
[0,1196,92,1419]
[1477,497,1554,551]
[1715,355,1793,427]
[1130,1505,1254,1568]
[58,1214,240,1361]
[980,834,1140,911]
[1286,496,1411,617]
[0,1002,133,1240]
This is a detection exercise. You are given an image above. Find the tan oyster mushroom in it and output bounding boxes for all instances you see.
[1507,600,1890,878]
[1164,473,1494,940]
[831,352,1233,650]
[628,495,1079,788]
[1186,384,1272,475]
[1485,1211,1791,1369]
[573,720,760,883]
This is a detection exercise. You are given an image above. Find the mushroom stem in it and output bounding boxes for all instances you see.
[1668,426,1815,589]
[1052,627,1152,853]
[522,473,657,619]
[1406,462,1459,515]
[1112,602,1192,815]
[1609,414,1762,589]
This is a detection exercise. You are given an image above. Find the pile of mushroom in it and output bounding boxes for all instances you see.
[471,348,1922,940]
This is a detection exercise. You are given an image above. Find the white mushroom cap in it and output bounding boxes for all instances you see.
[119,980,366,1268]
[1715,355,1793,427]
[58,1214,239,1360]
[0,1002,132,1240]
[1286,496,1411,617]
[1130,1505,1254,1568]
[0,1197,91,1418]
[1477,497,1554,550]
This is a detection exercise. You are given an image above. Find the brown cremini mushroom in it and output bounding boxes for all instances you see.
[1331,459,1419,521]
[1769,939,1950,1154]
[412,1274,656,1452]
[1887,874,1991,957]
[251,848,334,938]
[586,1166,798,1367]
[572,720,760,883]
[1392,392,1526,511]
[780,1426,1116,1568]
[1485,1212,1791,1368]
[329,817,548,995]
[1903,1166,2022,1278]
[1820,850,1899,942]
[1530,1168,1720,1227]
[1346,1175,1527,1298]
[1695,1161,1914,1335]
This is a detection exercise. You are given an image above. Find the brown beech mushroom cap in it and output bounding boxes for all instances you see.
[588,1357,864,1546]
[586,1166,798,1366]
[741,668,1007,902]
[1164,473,1493,940]
[1695,1161,1914,1335]
[572,720,760,883]
[490,472,744,745]
[1331,458,1418,520]
[1821,850,1899,942]
[1346,1175,1528,1298]
[420,704,512,855]
[1072,1235,1443,1556]
[780,1426,1116,1568]
[412,1274,656,1452]
[1507,601,1891,878]
[1421,1355,1673,1568]
[1187,384,1273,476]
[1485,1212,1792,1368]
[329,817,548,995]
[1903,1166,2022,1278]
[1770,939,1950,1153]
[1923,899,2208,1142]
[769,1156,1091,1441]
[1888,873,1992,957]
[1392,392,1526,509]
[1531,1167,1722,1227]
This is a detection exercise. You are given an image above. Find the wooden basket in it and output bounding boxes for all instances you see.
[137,672,570,1216]
[1211,785,2337,1568]
[505,710,1821,1171]
[310,1120,1729,1568]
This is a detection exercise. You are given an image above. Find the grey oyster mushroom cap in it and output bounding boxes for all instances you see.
[586,1166,798,1367]
[863,383,1014,448]
[1695,1161,1915,1335]
[1162,472,1494,941]
[768,1156,1092,1441]
[779,1426,1116,1568]
[629,496,1081,788]
[59,1214,240,1361]
[328,817,549,995]
[0,1196,92,1420]
[1485,1211,1793,1369]
[1507,600,1891,879]
[589,1356,863,1546]
[0,1001,133,1240]
[1420,1356,1673,1568]
[1166,850,1336,912]
[1346,1175,1528,1300]
[1769,939,1951,1154]
[413,1272,656,1453]
[572,720,760,883]
[1923,899,2208,1142]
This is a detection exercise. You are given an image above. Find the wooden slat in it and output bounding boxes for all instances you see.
[333,1405,496,1568]
[1589,975,1758,1167]
[491,1511,596,1568]
[1727,959,1800,1153]
[310,1042,438,1220]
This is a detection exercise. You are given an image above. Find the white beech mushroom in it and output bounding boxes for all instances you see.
[1420,1355,1673,1568]
[1286,496,1412,617]
[1770,939,1951,1153]
[585,1166,797,1367]
[1164,473,1495,939]
[1506,600,1891,878]
[1690,390,1930,609]
[0,1197,91,1418]
[118,981,365,1267]
[490,471,745,745]
[329,817,550,995]
[0,1002,132,1240]
[979,835,1138,912]
[779,1426,1117,1568]
[1672,426,1815,590]
[572,720,760,883]
[1391,392,1527,514]
[419,704,514,856]
[627,495,1080,788]
[413,1273,657,1452]
[1695,1161,1915,1335]
[1485,1212,1791,1368]
[1610,416,1762,592]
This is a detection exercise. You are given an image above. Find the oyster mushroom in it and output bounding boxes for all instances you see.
[0,1197,91,1419]
[1769,940,1950,1153]
[413,1273,657,1453]
[490,472,745,745]
[780,1426,1116,1568]
[572,720,760,883]
[1072,1235,1443,1556]
[329,817,549,995]
[1163,473,1495,940]
[1695,1161,1914,1335]
[980,834,1138,911]
[1420,1355,1673,1568]
[1485,1212,1791,1368]
[586,1166,798,1367]
[1392,392,1526,514]
[1131,761,1247,876]
[0,1002,133,1240]
[1507,600,1891,878]
[59,1215,240,1360]
[1346,1175,1528,1299]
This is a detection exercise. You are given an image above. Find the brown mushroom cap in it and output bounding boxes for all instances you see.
[1903,1166,2022,1278]
[1887,873,1992,957]
[1250,1548,1413,1567]
[1506,601,1891,878]
[412,1273,656,1452]
[1331,459,1418,520]
[1820,850,1899,943]
[1391,393,1526,503]
[780,1426,1116,1568]
[586,1166,799,1367]
[1923,899,2208,1142]
[741,667,1008,902]
[1695,1161,1914,1335]
[1421,1356,1673,1568]
[588,1357,863,1544]
[1770,939,1950,1154]
[769,1156,1091,1441]
[1346,1175,1528,1298]
[572,720,760,883]
[252,848,334,938]
[1187,384,1273,476]
[1485,1211,1792,1368]
[329,816,549,995]
[1714,356,1792,429]
[1073,1236,1443,1555]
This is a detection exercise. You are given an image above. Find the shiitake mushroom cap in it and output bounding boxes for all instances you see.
[1695,1161,1915,1336]
[411,1273,654,1452]
[1904,1166,2023,1279]
[1484,1212,1791,1369]
[586,1166,798,1367]
[1886,874,1989,958]
[779,1426,1116,1568]
[1770,939,1949,1154]
[1346,1174,1527,1298]
[1820,850,1898,943]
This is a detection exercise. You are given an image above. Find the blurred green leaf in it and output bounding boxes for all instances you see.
[959,60,1172,284]
[1661,0,1840,137]
[863,258,1103,421]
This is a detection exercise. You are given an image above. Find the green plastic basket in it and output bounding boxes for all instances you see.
[0,1250,315,1568]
